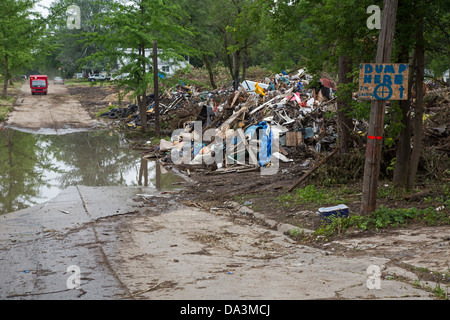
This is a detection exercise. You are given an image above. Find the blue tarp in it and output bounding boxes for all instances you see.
[245,121,272,167]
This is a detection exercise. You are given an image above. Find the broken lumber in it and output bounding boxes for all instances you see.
[404,189,430,202]
[249,88,293,115]
[287,148,339,192]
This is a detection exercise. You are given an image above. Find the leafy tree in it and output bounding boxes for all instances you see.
[172,0,222,89]
[263,0,382,154]
[80,0,193,133]
[35,0,116,78]
[0,0,44,98]
[392,0,449,189]
[226,0,261,88]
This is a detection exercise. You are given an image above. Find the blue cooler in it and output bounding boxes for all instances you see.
[318,204,349,221]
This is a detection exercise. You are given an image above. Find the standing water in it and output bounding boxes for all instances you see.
[0,128,181,215]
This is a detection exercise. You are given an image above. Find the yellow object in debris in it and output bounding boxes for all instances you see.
[254,82,266,96]
[423,113,430,122]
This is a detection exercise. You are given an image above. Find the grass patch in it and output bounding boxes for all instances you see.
[277,184,352,207]
[96,104,116,117]
[305,206,450,241]
[425,183,450,207]
[377,184,410,201]
[64,79,115,88]
[121,128,171,145]
[0,106,12,119]
[0,103,13,122]
[432,284,449,300]
[0,80,24,122]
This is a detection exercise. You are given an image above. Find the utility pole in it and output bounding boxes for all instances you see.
[153,40,160,137]
[361,0,398,215]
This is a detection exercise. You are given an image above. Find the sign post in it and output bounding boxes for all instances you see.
[361,0,399,215]
[153,41,160,137]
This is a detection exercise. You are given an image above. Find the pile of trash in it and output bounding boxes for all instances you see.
[422,87,450,179]
[162,69,344,171]
[107,68,343,172]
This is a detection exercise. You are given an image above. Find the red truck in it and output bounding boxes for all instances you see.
[30,75,48,95]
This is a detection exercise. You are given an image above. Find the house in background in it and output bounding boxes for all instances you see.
[117,48,190,77]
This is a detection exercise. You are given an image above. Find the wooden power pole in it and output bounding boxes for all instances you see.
[153,40,160,137]
[361,0,398,215]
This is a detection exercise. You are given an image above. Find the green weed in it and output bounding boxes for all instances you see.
[433,284,448,300]
[278,185,342,206]
[310,206,449,240]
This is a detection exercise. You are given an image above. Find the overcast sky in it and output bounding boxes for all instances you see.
[34,0,54,17]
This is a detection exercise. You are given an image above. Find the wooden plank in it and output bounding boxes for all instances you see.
[230,89,241,109]
[286,131,302,147]
[288,148,339,192]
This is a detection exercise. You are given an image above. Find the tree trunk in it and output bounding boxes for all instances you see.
[138,2,147,133]
[233,49,240,91]
[202,53,217,90]
[153,40,160,137]
[138,43,147,133]
[223,32,234,80]
[337,55,353,155]
[393,50,415,188]
[242,39,248,80]
[407,15,425,189]
[3,54,8,99]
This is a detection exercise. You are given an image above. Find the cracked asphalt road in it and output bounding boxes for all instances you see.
[0,185,438,301]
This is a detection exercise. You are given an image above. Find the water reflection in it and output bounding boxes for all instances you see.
[0,129,180,215]
[138,158,182,189]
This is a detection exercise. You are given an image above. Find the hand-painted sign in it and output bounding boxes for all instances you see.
[359,63,409,100]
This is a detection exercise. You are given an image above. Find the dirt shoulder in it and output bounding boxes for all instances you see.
[66,83,131,119]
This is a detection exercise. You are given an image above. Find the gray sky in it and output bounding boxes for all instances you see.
[34,0,54,17]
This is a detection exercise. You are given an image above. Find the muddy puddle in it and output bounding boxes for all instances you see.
[0,128,182,215]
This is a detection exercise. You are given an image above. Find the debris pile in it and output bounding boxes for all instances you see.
[121,69,345,174]
[424,87,450,153]
[422,87,450,179]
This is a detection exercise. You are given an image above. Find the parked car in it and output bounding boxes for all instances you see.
[111,73,130,81]
[88,74,107,82]
[53,77,64,85]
